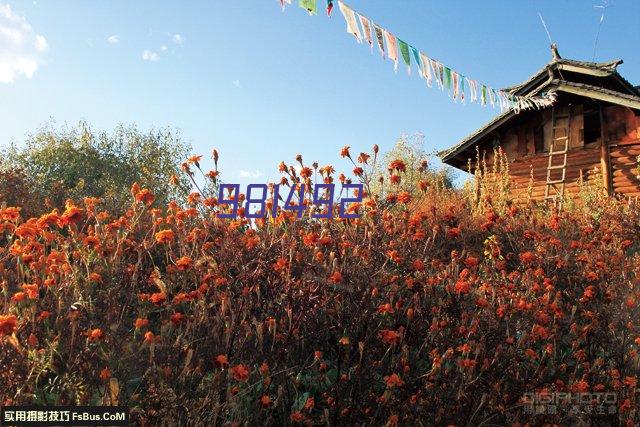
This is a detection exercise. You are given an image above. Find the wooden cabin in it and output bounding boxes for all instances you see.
[439,46,640,202]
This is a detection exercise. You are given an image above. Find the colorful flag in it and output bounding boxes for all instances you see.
[398,39,411,75]
[373,24,385,58]
[383,29,398,72]
[481,85,487,105]
[489,88,496,107]
[429,59,441,88]
[338,1,362,43]
[467,78,478,103]
[279,0,292,11]
[419,52,432,86]
[299,0,317,15]
[452,71,459,99]
[326,0,333,16]
[358,14,373,47]
[460,75,465,103]
[410,46,421,77]
[444,67,452,91]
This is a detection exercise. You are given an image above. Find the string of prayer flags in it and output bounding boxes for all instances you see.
[299,0,317,15]
[358,14,373,48]
[283,0,556,112]
[398,39,411,75]
[383,29,398,72]
[338,1,362,42]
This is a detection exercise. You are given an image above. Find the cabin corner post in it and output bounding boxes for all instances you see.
[599,105,613,195]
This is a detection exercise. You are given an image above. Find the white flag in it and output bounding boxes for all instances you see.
[338,1,362,43]
[419,53,432,87]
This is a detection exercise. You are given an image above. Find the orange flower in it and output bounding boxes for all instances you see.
[230,364,250,382]
[175,256,192,271]
[99,367,111,381]
[300,167,312,179]
[623,376,637,388]
[397,191,411,204]
[0,206,21,221]
[304,396,315,411]
[144,331,156,343]
[339,336,350,346]
[379,329,401,345]
[259,395,272,408]
[571,379,589,393]
[377,303,394,315]
[340,146,351,158]
[389,159,406,172]
[61,200,84,225]
[357,152,370,164]
[11,292,26,303]
[215,354,229,368]
[89,272,102,283]
[290,411,305,422]
[384,373,404,388]
[464,256,479,268]
[150,292,167,305]
[454,280,470,294]
[0,314,18,336]
[329,271,343,284]
[273,257,288,272]
[22,283,39,299]
[170,312,184,326]
[135,189,155,205]
[87,328,104,342]
[519,251,536,264]
[187,155,203,165]
[155,229,175,244]
[134,318,149,329]
[83,235,100,248]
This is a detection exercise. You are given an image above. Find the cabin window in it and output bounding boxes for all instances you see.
[583,109,602,145]
[534,125,545,153]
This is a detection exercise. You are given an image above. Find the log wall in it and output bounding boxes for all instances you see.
[478,104,640,202]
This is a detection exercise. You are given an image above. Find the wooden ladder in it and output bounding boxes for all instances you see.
[544,106,572,207]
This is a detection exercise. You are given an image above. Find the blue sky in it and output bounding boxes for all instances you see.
[0,0,638,185]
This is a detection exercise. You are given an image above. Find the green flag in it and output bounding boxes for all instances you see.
[398,39,411,70]
[299,0,317,15]
[481,85,487,105]
[444,67,452,90]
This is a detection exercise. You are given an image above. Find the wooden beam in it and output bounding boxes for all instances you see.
[557,83,640,110]
[599,105,613,195]
[557,64,612,77]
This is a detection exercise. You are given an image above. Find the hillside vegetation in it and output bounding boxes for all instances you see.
[1,145,639,425]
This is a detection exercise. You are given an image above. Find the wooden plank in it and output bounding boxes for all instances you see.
[600,106,613,195]
[557,83,640,110]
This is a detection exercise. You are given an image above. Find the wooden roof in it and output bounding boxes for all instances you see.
[440,50,640,169]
